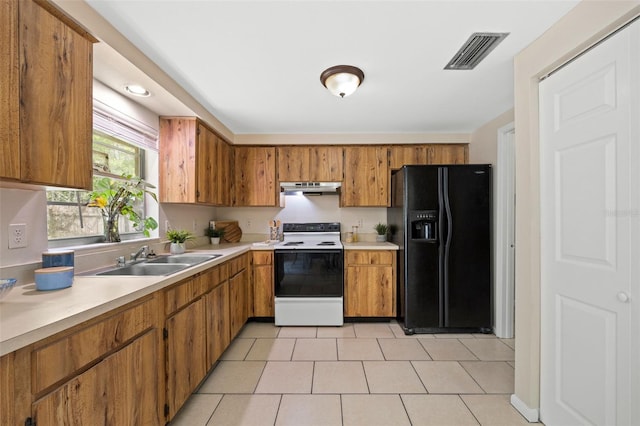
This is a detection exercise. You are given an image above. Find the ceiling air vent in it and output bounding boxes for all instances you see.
[444,32,509,70]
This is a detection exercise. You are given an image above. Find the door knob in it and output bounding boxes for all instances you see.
[617,292,630,303]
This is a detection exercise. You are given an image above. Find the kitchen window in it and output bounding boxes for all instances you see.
[46,106,158,246]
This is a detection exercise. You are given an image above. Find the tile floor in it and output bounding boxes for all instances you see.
[171,321,540,426]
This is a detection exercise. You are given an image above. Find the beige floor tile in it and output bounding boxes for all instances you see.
[238,322,280,338]
[460,361,514,394]
[363,361,426,393]
[220,338,255,360]
[207,395,280,426]
[171,394,221,426]
[378,338,431,360]
[460,338,515,361]
[342,394,411,426]
[316,324,356,338]
[461,394,540,425]
[198,361,265,394]
[419,338,478,360]
[312,361,369,394]
[434,333,476,338]
[254,361,314,394]
[277,326,317,338]
[337,338,384,360]
[412,361,484,394]
[501,338,515,349]
[275,394,342,426]
[292,338,337,360]
[245,338,295,361]
[353,322,395,338]
[401,394,479,426]
[472,333,497,339]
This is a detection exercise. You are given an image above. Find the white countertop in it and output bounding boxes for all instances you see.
[0,244,251,356]
[343,242,399,250]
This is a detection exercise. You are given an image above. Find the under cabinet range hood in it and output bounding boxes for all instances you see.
[280,182,341,195]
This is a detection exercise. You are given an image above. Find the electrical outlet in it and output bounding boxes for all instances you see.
[165,220,170,233]
[246,219,252,230]
[192,220,198,232]
[357,218,363,228]
[8,223,27,249]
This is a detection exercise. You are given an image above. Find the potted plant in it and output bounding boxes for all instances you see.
[166,229,194,254]
[206,227,225,245]
[374,222,388,242]
[88,174,158,242]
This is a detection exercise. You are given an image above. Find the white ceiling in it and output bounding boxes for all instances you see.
[84,0,580,135]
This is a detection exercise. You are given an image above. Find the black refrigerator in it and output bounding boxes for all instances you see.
[388,165,492,334]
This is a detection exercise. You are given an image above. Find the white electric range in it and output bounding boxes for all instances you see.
[274,223,344,326]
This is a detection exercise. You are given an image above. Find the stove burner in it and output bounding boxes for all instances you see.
[317,241,336,246]
[283,241,304,246]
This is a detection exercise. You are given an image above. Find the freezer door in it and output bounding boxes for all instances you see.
[443,165,491,329]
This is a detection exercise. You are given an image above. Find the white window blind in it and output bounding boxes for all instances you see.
[93,100,158,151]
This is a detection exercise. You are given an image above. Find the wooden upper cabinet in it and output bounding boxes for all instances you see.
[1,0,96,188]
[0,0,20,181]
[342,146,388,207]
[234,146,277,206]
[159,117,231,205]
[160,118,198,203]
[427,144,468,164]
[277,146,310,181]
[310,146,343,181]
[388,146,428,170]
[277,146,343,182]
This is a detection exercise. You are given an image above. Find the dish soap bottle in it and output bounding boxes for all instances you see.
[352,225,359,243]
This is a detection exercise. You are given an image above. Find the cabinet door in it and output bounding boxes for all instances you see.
[196,123,216,204]
[345,265,394,317]
[206,280,230,366]
[252,252,274,317]
[342,146,388,207]
[215,138,232,206]
[310,146,343,181]
[234,146,277,206]
[388,146,428,170]
[166,298,207,419]
[19,0,93,189]
[33,330,160,425]
[159,118,197,203]
[277,146,310,182]
[427,144,468,164]
[0,0,19,180]
[229,268,248,338]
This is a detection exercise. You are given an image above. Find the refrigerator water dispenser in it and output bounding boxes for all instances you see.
[410,210,437,240]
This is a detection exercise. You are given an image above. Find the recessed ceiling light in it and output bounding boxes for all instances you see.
[124,84,151,97]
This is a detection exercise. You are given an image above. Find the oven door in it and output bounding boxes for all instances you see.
[274,249,343,297]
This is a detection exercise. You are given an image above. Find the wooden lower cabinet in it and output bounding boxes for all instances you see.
[206,279,231,367]
[165,291,207,420]
[229,254,249,338]
[344,250,397,317]
[33,330,160,425]
[252,251,274,317]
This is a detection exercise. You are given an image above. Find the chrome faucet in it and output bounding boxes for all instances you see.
[131,245,149,262]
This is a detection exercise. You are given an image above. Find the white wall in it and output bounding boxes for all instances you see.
[216,194,386,241]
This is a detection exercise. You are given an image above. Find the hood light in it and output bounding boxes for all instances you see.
[124,84,151,97]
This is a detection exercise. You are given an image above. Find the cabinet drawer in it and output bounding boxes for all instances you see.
[346,251,394,265]
[228,254,248,276]
[32,297,156,395]
[252,251,273,266]
[165,276,207,315]
[200,264,228,291]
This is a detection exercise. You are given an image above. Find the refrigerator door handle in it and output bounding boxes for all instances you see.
[443,168,453,327]
[437,168,445,327]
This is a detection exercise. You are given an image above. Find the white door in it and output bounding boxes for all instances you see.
[540,19,639,426]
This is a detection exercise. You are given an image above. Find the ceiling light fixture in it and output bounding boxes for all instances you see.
[320,65,364,98]
[124,84,151,97]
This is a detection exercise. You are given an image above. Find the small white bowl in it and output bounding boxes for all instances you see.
[0,278,17,300]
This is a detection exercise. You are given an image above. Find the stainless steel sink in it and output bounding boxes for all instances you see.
[96,263,191,276]
[146,254,222,265]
